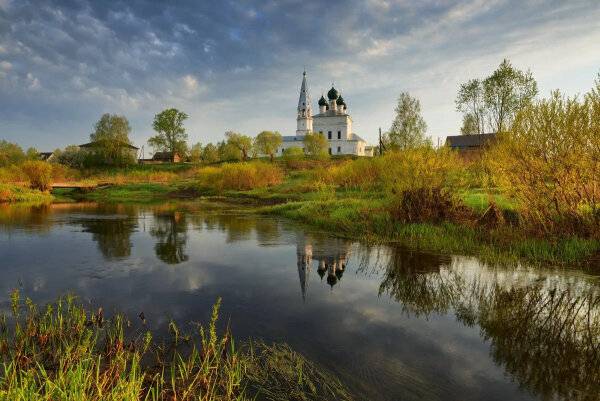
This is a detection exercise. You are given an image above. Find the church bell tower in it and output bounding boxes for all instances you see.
[296,70,313,136]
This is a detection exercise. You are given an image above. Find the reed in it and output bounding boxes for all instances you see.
[0,291,352,401]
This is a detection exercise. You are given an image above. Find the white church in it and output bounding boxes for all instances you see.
[278,71,372,157]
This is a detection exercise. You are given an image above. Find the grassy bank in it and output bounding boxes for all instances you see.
[0,184,53,203]
[0,291,353,401]
[260,198,599,267]
[21,158,600,267]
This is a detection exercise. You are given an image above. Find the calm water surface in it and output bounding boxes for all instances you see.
[0,201,599,401]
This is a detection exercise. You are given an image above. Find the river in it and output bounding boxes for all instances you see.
[0,201,598,400]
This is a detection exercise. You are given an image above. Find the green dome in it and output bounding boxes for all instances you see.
[327,86,339,100]
[336,95,346,106]
[318,95,328,106]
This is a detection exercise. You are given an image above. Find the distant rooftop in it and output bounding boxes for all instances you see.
[79,141,139,150]
[445,133,497,150]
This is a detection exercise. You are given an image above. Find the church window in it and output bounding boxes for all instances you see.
[328,131,332,139]
[337,146,341,153]
[328,148,332,155]
[337,131,341,139]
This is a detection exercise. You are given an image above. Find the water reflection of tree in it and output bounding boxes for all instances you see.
[150,212,188,264]
[376,249,462,317]
[475,284,600,400]
[81,214,137,260]
[0,203,53,233]
[374,249,600,400]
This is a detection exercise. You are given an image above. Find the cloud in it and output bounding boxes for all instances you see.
[181,74,199,95]
[0,0,599,149]
[26,72,40,90]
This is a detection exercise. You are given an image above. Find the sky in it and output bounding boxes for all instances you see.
[0,0,599,151]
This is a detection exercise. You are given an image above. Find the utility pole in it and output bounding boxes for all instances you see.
[378,127,385,156]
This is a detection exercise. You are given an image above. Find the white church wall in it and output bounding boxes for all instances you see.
[313,115,352,140]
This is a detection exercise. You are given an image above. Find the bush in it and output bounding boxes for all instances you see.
[195,162,283,192]
[0,164,27,183]
[0,183,53,202]
[20,160,53,191]
[389,187,471,224]
[380,146,464,193]
[329,158,384,190]
[487,85,600,236]
[281,147,305,167]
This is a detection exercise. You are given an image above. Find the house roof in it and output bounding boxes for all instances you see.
[79,141,139,150]
[152,151,179,160]
[445,133,497,149]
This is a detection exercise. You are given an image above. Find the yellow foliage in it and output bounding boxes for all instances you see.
[487,89,600,235]
[20,161,53,191]
[195,162,283,192]
[309,147,463,193]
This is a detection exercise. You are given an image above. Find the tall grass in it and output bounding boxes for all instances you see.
[0,184,53,203]
[0,292,351,401]
[194,162,283,192]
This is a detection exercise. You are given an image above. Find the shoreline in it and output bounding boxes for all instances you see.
[4,182,597,269]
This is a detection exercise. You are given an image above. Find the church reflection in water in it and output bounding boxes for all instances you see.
[296,233,351,301]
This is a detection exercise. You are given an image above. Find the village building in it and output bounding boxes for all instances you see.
[279,71,372,157]
[445,133,497,153]
[138,151,182,164]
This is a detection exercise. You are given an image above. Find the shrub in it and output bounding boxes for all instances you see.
[0,164,27,183]
[389,187,471,224]
[281,146,305,165]
[20,160,53,191]
[329,158,384,190]
[0,183,53,202]
[487,85,600,236]
[195,162,283,192]
[380,146,464,193]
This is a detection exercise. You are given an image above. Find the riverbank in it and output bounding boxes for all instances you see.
[45,178,599,268]
[0,291,352,400]
[4,157,597,267]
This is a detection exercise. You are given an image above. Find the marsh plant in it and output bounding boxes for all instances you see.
[0,291,353,401]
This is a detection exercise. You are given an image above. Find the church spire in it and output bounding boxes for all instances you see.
[296,70,313,136]
[297,70,312,116]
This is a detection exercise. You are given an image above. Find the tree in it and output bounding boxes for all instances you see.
[483,59,537,133]
[0,140,25,166]
[456,79,486,134]
[89,113,135,166]
[201,143,219,163]
[387,92,428,149]
[460,113,479,135]
[149,108,189,162]
[225,131,253,160]
[282,147,304,161]
[56,145,85,168]
[218,140,242,161]
[254,131,282,162]
[303,132,328,158]
[25,147,40,160]
[189,142,202,163]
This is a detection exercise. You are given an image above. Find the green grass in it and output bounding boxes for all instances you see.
[261,198,600,266]
[0,184,53,203]
[81,183,174,203]
[460,188,516,213]
[0,291,354,401]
